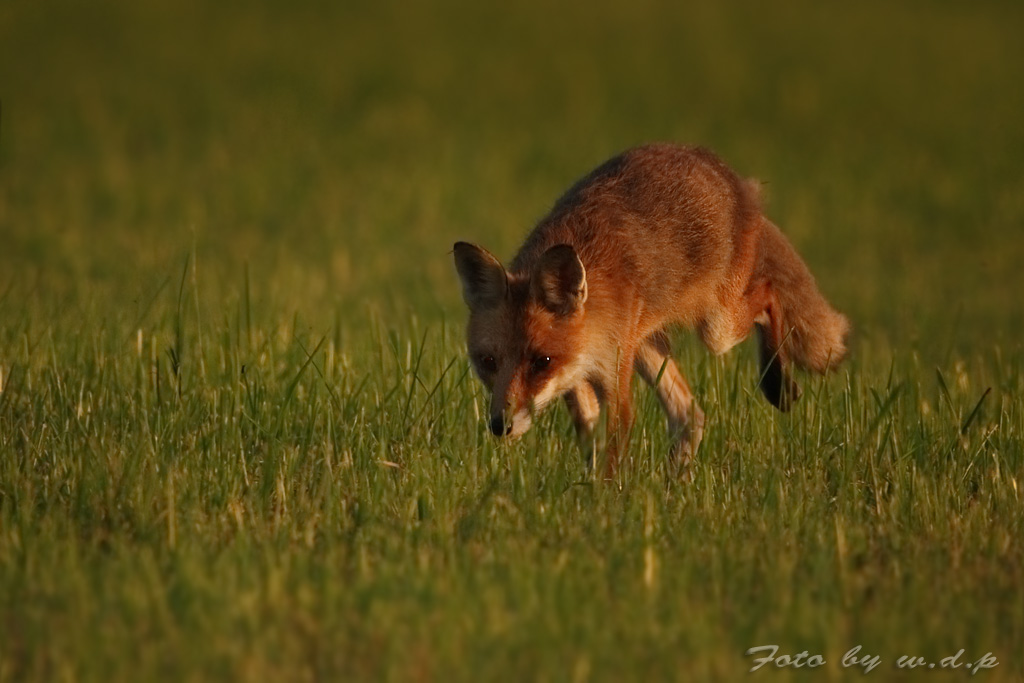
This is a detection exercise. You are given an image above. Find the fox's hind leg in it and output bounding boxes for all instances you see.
[564,382,601,471]
[635,333,705,469]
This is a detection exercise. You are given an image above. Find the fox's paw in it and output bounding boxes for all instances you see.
[670,405,704,477]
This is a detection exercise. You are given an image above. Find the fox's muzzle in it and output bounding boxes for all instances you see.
[488,376,533,438]
[489,414,512,437]
[488,408,533,439]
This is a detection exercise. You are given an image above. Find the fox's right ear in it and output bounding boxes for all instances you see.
[453,242,508,310]
[533,244,587,316]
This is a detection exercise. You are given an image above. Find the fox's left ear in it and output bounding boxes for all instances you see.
[453,242,508,310]
[533,244,587,316]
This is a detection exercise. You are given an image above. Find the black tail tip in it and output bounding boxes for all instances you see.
[759,363,802,412]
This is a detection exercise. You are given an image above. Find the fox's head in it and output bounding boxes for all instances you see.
[453,241,591,439]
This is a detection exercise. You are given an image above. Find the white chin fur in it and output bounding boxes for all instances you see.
[508,409,533,438]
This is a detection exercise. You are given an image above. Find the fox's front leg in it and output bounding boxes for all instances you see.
[564,382,601,471]
[635,336,705,469]
[602,349,636,478]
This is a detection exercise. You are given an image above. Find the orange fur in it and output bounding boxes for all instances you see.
[454,143,848,475]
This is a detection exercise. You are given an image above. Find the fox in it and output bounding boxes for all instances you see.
[453,143,849,474]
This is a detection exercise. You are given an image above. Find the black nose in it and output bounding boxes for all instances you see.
[489,414,505,436]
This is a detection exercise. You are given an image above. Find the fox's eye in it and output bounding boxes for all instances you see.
[531,355,552,373]
[477,354,498,373]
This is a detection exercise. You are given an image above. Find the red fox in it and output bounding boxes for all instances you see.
[454,144,848,474]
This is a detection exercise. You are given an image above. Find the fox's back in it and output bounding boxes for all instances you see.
[511,144,761,325]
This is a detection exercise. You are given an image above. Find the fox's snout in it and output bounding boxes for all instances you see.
[487,374,517,438]
[486,366,537,439]
[489,413,511,436]
[487,403,533,440]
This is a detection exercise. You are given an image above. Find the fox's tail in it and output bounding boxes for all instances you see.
[756,220,849,409]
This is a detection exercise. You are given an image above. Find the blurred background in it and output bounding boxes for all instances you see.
[2,0,1023,360]
[3,4,1024,680]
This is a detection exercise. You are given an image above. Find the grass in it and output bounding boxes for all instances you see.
[2,0,1023,680]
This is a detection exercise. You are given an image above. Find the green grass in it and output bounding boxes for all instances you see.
[2,0,1024,680]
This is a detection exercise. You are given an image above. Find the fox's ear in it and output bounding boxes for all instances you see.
[532,244,587,316]
[453,242,508,310]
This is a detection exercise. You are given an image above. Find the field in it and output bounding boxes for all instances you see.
[2,0,1024,680]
